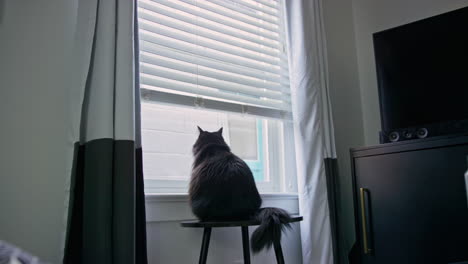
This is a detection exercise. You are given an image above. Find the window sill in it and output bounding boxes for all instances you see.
[145,193,299,223]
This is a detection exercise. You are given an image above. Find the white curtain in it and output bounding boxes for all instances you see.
[284,1,337,263]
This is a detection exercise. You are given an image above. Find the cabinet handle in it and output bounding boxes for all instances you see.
[360,188,373,255]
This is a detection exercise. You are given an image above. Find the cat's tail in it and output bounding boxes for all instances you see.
[251,207,292,253]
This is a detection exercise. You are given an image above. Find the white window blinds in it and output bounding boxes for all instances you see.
[137,0,291,119]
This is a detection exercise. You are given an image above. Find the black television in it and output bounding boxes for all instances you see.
[373,6,468,141]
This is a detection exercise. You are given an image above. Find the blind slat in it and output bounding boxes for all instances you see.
[139,20,280,66]
[138,1,279,49]
[140,63,289,102]
[140,41,288,86]
[139,30,285,75]
[205,0,278,24]
[142,0,279,42]
[177,0,279,33]
[140,52,289,94]
[141,88,292,120]
[139,10,281,58]
[248,0,279,10]
[140,76,290,110]
[232,0,278,17]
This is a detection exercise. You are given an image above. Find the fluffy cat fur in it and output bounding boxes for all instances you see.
[189,126,292,253]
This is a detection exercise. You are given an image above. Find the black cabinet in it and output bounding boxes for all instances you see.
[351,135,468,264]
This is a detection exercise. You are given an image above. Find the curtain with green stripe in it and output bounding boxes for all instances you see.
[64,0,147,263]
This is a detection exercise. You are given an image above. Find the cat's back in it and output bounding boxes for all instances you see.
[196,151,251,179]
[189,150,261,220]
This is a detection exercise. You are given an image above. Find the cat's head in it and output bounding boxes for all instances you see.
[192,126,227,155]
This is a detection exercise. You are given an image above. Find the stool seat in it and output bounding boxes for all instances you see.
[181,215,303,228]
[181,215,303,264]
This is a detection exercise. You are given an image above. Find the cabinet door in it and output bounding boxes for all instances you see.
[354,144,468,264]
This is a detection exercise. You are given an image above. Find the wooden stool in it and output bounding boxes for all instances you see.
[181,216,303,264]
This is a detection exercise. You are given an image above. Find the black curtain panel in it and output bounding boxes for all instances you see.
[324,158,340,264]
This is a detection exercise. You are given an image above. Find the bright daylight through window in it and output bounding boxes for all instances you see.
[137,0,296,193]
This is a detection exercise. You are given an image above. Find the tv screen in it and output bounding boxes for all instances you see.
[374,6,468,132]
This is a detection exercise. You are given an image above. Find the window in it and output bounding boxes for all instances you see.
[137,0,296,193]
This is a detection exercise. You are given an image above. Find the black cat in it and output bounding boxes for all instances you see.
[189,126,292,253]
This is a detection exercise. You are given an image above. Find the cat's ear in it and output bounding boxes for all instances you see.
[217,127,223,135]
[197,126,204,133]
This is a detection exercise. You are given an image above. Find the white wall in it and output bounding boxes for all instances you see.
[322,0,365,262]
[351,0,468,145]
[0,0,76,262]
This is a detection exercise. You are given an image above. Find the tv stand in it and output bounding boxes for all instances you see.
[351,134,468,263]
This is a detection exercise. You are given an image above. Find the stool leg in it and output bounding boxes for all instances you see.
[273,239,285,264]
[241,226,251,264]
[199,227,212,264]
